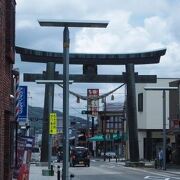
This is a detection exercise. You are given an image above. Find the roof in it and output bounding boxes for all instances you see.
[15,46,166,65]
[105,102,124,112]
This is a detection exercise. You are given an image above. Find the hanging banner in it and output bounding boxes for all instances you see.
[49,113,57,134]
[13,136,34,179]
[87,89,99,117]
[18,86,28,122]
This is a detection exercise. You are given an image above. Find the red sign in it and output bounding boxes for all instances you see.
[87,89,99,116]
[171,119,180,129]
[18,164,29,180]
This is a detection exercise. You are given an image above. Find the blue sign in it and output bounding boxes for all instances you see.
[18,86,27,121]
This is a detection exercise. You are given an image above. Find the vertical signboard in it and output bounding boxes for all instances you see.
[87,89,99,117]
[49,113,57,135]
[18,86,28,122]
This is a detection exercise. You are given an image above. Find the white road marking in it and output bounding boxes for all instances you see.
[126,166,175,177]
[144,176,170,180]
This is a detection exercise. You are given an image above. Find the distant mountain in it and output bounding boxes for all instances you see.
[28,106,88,132]
[28,106,63,119]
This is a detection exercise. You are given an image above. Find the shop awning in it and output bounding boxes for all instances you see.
[113,134,121,140]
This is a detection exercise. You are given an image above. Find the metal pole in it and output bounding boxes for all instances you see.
[91,117,94,137]
[48,82,53,169]
[103,97,106,161]
[63,26,70,180]
[57,165,60,180]
[92,116,95,157]
[48,63,55,170]
[162,90,166,170]
[87,102,90,148]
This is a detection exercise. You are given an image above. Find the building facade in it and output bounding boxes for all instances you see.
[136,78,179,160]
[0,0,16,179]
[169,80,180,164]
[97,102,126,157]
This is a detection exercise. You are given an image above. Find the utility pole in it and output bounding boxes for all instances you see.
[38,19,108,180]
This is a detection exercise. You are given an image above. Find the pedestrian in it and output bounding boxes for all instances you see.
[158,148,163,169]
[166,145,172,163]
[57,151,61,163]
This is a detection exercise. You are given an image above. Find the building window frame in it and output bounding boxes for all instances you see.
[138,93,143,112]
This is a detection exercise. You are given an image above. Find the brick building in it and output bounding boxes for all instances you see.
[0,0,16,179]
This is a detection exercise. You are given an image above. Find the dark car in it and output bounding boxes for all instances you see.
[70,146,90,167]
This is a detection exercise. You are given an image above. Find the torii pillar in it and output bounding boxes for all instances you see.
[41,62,55,162]
[126,64,139,162]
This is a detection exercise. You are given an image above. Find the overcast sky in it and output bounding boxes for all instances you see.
[15,0,180,118]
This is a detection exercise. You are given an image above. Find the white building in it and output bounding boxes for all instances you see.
[136,78,180,160]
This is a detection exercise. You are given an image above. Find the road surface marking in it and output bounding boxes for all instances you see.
[144,176,170,180]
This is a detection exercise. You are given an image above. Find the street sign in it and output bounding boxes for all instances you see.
[81,110,92,114]
[49,113,57,135]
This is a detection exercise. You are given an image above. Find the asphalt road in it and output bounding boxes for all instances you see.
[69,160,180,180]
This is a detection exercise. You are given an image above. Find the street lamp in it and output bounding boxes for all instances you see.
[38,19,108,180]
[144,87,178,170]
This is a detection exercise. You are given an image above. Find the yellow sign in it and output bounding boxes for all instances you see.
[49,113,57,135]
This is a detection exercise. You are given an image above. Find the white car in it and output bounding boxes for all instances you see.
[105,152,116,158]
[101,151,116,158]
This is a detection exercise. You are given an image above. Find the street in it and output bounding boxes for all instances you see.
[69,160,180,180]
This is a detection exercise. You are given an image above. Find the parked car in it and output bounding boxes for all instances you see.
[70,146,90,167]
[31,147,40,162]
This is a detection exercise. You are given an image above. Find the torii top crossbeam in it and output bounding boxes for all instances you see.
[15,46,166,65]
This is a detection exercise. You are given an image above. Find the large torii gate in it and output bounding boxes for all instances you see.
[16,46,166,163]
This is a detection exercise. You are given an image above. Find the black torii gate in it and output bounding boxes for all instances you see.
[16,46,166,163]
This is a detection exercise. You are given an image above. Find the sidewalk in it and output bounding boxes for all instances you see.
[29,163,75,180]
[29,164,61,180]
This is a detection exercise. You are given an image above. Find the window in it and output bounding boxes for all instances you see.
[138,93,143,112]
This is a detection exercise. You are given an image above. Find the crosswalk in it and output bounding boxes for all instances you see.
[144,175,180,180]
